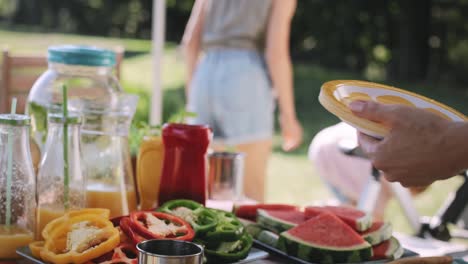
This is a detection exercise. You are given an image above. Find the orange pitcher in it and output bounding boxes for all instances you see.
[137,136,164,210]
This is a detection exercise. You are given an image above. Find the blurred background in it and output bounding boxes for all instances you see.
[1,0,468,233]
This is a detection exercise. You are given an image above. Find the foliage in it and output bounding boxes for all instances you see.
[4,0,468,83]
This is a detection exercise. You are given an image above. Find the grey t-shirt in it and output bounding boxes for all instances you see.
[202,0,272,51]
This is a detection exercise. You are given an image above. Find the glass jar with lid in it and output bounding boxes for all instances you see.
[27,45,122,150]
[0,114,35,259]
[28,45,138,218]
[36,113,85,240]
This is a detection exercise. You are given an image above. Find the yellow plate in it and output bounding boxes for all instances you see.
[319,80,468,138]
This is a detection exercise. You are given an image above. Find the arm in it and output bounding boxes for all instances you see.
[181,0,206,99]
[265,0,303,151]
[350,100,468,186]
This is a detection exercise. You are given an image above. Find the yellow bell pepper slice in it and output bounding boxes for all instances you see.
[40,214,119,264]
[29,241,45,259]
[42,208,110,239]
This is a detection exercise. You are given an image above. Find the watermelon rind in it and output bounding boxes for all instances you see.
[244,223,264,238]
[278,231,372,263]
[362,222,393,246]
[257,209,299,234]
[257,230,279,248]
[372,237,404,261]
[353,212,372,232]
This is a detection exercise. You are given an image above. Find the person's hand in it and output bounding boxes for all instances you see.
[280,115,303,151]
[349,100,464,187]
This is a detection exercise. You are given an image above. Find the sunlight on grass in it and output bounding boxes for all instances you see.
[122,49,185,91]
[266,153,333,205]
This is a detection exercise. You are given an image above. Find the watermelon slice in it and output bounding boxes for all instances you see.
[233,203,298,221]
[257,209,305,234]
[305,206,372,231]
[360,221,393,245]
[277,213,372,263]
[257,230,280,248]
[371,237,404,260]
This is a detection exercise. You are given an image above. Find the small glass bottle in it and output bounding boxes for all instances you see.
[0,114,35,259]
[36,114,85,240]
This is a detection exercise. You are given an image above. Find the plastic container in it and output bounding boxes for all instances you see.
[0,114,36,259]
[137,136,164,210]
[158,124,212,206]
[36,114,86,240]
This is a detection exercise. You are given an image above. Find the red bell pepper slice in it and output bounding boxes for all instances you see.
[129,211,195,241]
[120,216,148,245]
[111,243,138,264]
[96,243,138,264]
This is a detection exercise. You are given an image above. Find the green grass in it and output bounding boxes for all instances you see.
[2,28,467,235]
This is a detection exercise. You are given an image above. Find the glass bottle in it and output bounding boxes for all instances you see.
[36,114,85,240]
[0,114,35,259]
[158,124,212,206]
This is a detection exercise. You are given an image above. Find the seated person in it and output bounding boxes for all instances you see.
[308,122,425,220]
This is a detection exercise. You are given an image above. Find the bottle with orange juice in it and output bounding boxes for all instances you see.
[137,135,164,210]
[36,114,86,240]
[0,114,36,259]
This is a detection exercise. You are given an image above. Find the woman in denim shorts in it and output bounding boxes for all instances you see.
[182,0,303,201]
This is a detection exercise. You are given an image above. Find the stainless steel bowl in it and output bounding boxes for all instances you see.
[137,240,204,264]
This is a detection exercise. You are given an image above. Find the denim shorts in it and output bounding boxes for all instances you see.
[187,49,275,145]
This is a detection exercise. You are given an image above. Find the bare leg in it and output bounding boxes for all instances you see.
[236,139,273,202]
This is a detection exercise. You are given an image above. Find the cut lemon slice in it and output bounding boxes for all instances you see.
[319,80,467,138]
[376,95,415,106]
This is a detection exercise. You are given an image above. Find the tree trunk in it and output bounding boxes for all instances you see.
[390,0,431,81]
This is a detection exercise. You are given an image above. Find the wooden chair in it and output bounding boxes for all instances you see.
[0,47,124,114]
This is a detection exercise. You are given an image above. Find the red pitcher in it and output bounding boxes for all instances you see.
[158,123,212,205]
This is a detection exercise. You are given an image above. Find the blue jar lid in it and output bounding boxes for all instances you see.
[48,45,116,67]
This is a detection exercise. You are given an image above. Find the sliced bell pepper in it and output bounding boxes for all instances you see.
[157,199,218,234]
[93,243,138,264]
[204,209,244,242]
[40,214,120,264]
[119,216,148,245]
[42,208,111,240]
[201,232,253,263]
[110,243,138,264]
[158,199,203,211]
[29,241,45,259]
[129,211,195,241]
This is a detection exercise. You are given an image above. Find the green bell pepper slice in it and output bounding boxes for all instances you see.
[203,232,253,263]
[157,199,218,234]
[204,208,244,242]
